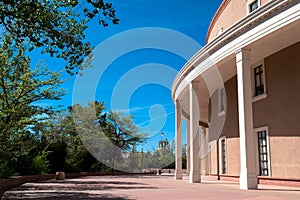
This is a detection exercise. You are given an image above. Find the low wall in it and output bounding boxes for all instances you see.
[258,176,300,188]
[0,174,55,198]
[207,174,300,187]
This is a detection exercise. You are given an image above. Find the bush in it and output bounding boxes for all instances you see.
[32,153,50,174]
[0,161,13,179]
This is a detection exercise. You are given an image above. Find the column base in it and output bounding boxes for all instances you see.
[175,169,182,180]
[190,170,201,183]
[240,170,258,190]
[186,169,190,176]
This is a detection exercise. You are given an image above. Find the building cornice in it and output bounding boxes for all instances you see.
[172,0,298,101]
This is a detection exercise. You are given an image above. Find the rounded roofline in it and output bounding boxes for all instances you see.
[206,0,231,43]
[172,0,299,100]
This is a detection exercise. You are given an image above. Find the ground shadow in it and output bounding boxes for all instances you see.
[2,175,160,200]
[3,191,134,200]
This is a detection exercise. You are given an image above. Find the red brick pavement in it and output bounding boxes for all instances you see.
[2,175,300,200]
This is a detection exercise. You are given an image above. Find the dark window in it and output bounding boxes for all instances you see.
[249,0,259,13]
[254,65,264,96]
[219,88,225,112]
[258,130,269,176]
[221,139,226,174]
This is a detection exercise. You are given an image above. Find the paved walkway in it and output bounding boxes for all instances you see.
[2,175,300,200]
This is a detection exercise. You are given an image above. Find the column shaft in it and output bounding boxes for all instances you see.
[189,81,201,183]
[236,49,258,190]
[186,121,190,176]
[175,100,183,180]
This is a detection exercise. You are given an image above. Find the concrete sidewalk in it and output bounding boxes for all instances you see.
[2,175,300,200]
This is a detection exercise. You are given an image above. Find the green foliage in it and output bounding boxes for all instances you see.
[0,0,119,75]
[0,37,65,141]
[0,38,147,174]
[141,140,176,169]
[0,36,65,177]
[69,101,148,172]
[0,161,12,179]
[32,152,50,175]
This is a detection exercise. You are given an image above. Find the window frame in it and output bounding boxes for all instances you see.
[247,0,261,14]
[219,137,227,175]
[252,62,267,102]
[218,86,226,116]
[254,65,264,96]
[254,126,271,177]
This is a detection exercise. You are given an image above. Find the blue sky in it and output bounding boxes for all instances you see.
[32,0,223,151]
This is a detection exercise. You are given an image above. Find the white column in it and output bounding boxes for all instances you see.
[206,128,210,175]
[189,81,201,183]
[201,127,208,176]
[175,100,183,180]
[186,121,190,176]
[236,49,258,190]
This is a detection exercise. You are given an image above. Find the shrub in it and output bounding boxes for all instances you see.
[32,153,50,174]
[0,161,13,179]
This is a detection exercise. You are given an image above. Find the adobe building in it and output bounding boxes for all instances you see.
[172,0,300,190]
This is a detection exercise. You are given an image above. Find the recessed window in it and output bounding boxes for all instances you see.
[220,138,227,174]
[257,130,270,176]
[254,65,265,96]
[218,87,226,115]
[252,62,267,102]
[249,0,259,13]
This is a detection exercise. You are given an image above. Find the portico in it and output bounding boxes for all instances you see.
[172,0,300,190]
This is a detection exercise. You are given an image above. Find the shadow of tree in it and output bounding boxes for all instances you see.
[3,191,133,200]
[2,175,160,200]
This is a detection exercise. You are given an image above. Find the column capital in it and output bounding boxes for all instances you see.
[235,48,251,54]
[189,80,200,91]
[236,48,251,63]
[175,99,183,109]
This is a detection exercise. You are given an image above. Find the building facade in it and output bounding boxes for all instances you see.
[172,0,300,190]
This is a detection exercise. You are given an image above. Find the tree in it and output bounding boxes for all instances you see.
[70,101,147,172]
[0,0,119,75]
[144,139,175,169]
[0,38,65,138]
[0,38,65,177]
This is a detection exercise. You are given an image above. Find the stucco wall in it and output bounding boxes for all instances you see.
[253,42,300,178]
[209,90,226,142]
[208,42,300,178]
[269,137,300,178]
[207,0,246,43]
[222,76,239,138]
[207,0,273,43]
[208,72,240,176]
[253,42,300,137]
[226,138,240,176]
[209,75,239,141]
[209,140,218,175]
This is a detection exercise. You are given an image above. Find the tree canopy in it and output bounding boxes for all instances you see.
[0,0,119,75]
[0,37,66,177]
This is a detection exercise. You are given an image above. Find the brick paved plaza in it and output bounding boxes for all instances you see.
[1,175,300,200]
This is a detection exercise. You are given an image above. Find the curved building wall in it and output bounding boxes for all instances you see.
[208,75,240,176]
[208,42,300,179]
[253,42,300,178]
[207,0,273,43]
